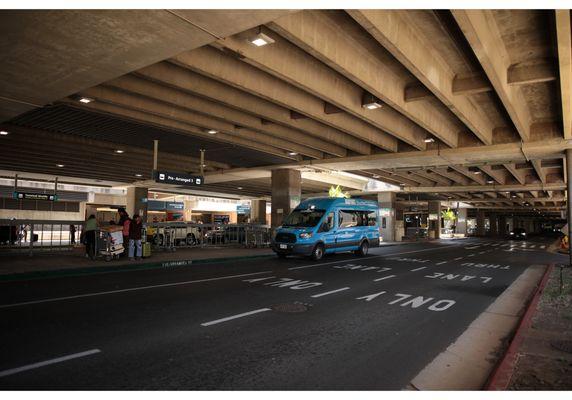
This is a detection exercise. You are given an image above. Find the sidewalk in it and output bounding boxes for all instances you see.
[0,240,411,281]
[494,265,572,389]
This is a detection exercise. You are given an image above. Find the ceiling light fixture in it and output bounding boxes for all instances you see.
[207,129,218,135]
[56,164,65,168]
[114,149,124,154]
[362,92,383,109]
[0,130,8,136]
[424,138,435,143]
[79,97,94,104]
[288,152,298,156]
[135,174,143,178]
[237,186,243,190]
[487,179,494,183]
[249,30,275,47]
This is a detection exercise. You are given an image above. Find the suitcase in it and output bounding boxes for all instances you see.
[142,242,152,258]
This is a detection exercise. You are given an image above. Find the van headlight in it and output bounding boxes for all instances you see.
[299,232,313,239]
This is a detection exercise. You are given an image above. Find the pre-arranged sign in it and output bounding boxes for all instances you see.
[154,170,203,186]
[13,192,58,201]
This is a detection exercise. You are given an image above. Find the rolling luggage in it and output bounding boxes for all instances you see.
[142,241,152,258]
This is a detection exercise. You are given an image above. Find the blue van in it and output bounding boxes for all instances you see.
[271,197,380,260]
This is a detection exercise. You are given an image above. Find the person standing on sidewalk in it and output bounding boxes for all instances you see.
[118,208,130,257]
[128,214,143,261]
[84,215,98,259]
[69,224,76,244]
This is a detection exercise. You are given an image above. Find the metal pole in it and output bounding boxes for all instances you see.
[566,149,572,266]
[153,140,159,172]
[200,149,205,176]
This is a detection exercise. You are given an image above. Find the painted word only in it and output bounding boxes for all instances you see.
[385,257,430,264]
[424,272,492,283]
[356,291,456,312]
[243,276,323,290]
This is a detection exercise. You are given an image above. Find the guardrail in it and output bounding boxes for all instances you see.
[0,219,84,255]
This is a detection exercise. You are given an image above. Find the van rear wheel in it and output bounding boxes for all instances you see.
[355,240,369,257]
[311,243,325,261]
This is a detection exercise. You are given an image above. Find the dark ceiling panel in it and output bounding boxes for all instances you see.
[7,104,291,168]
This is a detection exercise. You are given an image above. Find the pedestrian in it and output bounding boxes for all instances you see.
[69,224,76,244]
[84,214,98,260]
[117,208,130,257]
[128,214,143,261]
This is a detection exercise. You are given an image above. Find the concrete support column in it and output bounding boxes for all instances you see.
[489,213,498,236]
[251,199,267,225]
[271,169,301,227]
[428,200,441,239]
[499,215,507,237]
[476,209,486,236]
[395,204,404,242]
[456,208,468,236]
[126,186,149,222]
[378,192,396,242]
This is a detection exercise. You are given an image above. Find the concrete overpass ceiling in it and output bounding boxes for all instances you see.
[0,9,568,211]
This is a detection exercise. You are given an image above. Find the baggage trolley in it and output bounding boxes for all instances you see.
[97,230,124,261]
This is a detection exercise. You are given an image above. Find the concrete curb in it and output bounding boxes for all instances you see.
[406,263,549,390]
[0,253,275,283]
[485,263,554,390]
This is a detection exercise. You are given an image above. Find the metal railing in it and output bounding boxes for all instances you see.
[1,219,272,256]
[0,219,84,255]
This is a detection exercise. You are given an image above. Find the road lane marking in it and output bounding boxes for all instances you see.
[454,257,464,261]
[287,245,457,271]
[530,245,536,249]
[540,245,546,249]
[0,271,274,309]
[374,274,396,282]
[311,287,350,298]
[465,246,480,250]
[435,261,447,265]
[0,349,101,378]
[467,254,475,257]
[410,267,427,272]
[478,251,486,254]
[200,308,271,327]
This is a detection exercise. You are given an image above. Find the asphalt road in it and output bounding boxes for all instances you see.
[0,235,566,390]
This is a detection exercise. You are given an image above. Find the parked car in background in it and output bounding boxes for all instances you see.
[509,227,527,240]
[147,222,200,246]
[204,225,247,244]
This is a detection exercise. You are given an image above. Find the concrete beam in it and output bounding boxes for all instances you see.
[349,10,495,145]
[531,159,546,183]
[173,46,398,152]
[77,86,323,159]
[507,59,557,85]
[135,62,371,155]
[556,10,572,139]
[278,138,571,171]
[452,10,532,142]
[503,163,527,185]
[399,183,566,194]
[65,99,298,162]
[452,74,492,95]
[270,10,459,147]
[0,10,292,121]
[103,74,347,157]
[404,84,433,102]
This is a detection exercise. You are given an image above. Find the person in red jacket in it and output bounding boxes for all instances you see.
[128,214,143,260]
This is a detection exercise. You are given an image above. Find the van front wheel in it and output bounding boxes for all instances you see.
[311,244,325,261]
[355,240,369,257]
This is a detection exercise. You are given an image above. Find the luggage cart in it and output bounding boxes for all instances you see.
[161,225,177,252]
[97,230,124,261]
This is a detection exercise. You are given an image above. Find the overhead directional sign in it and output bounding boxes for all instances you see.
[154,170,203,186]
[13,192,57,201]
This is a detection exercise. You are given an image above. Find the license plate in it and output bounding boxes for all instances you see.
[279,244,287,249]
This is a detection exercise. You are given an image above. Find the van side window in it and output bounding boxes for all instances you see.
[339,210,361,228]
[324,212,335,230]
[367,211,377,226]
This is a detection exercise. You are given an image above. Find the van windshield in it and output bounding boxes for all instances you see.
[282,209,326,228]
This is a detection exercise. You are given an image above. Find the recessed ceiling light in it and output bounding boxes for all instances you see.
[56,164,65,168]
[487,180,494,183]
[250,32,275,47]
[473,171,481,175]
[0,130,8,136]
[288,152,298,156]
[237,186,243,190]
[114,149,124,154]
[207,129,218,135]
[79,97,94,104]
[135,174,142,177]
[424,138,435,143]
[362,92,383,109]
